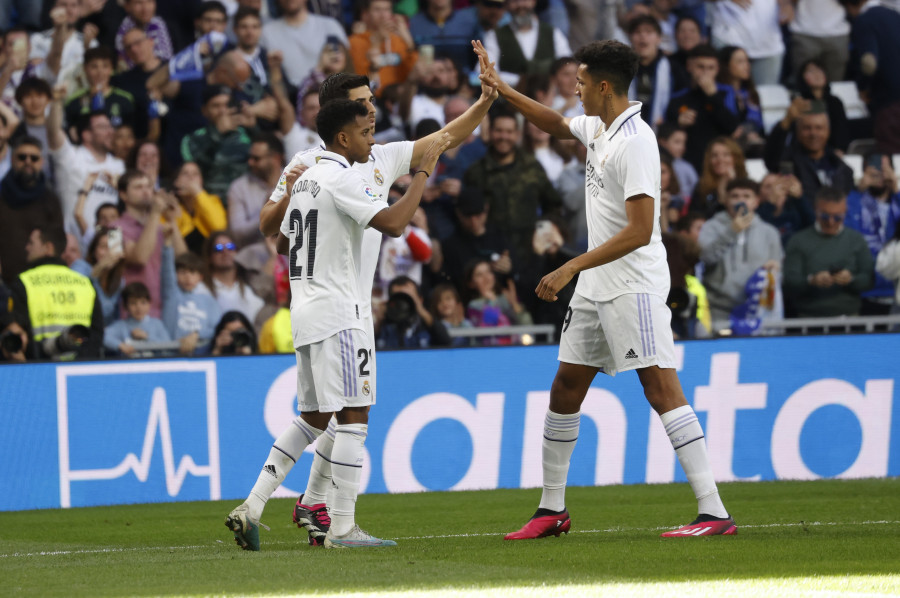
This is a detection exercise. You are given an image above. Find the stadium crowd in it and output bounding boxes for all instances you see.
[0,0,899,362]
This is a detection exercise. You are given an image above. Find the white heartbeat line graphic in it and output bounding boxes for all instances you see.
[68,388,211,496]
[57,361,221,508]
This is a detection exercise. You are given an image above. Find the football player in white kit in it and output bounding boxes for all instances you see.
[473,40,736,539]
[247,72,497,547]
[225,99,452,549]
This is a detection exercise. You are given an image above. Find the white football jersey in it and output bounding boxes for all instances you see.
[568,102,670,302]
[271,141,414,313]
[279,151,390,346]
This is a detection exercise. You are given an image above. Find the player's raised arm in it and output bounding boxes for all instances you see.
[472,40,576,141]
[370,133,452,237]
[259,162,308,236]
[409,51,499,168]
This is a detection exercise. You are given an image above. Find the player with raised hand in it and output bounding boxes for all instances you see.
[473,39,736,539]
[225,99,451,550]
[257,66,498,547]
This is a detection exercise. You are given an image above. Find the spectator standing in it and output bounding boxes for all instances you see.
[202,230,265,327]
[658,123,699,199]
[482,0,572,87]
[30,0,99,92]
[295,36,351,117]
[180,86,253,199]
[350,0,418,97]
[406,58,459,133]
[716,46,763,152]
[116,170,182,318]
[10,79,53,179]
[64,47,136,136]
[556,139,588,249]
[161,247,221,355]
[463,107,563,263]
[284,87,323,158]
[691,136,747,218]
[627,14,688,130]
[261,0,349,87]
[698,178,783,331]
[764,100,854,208]
[783,187,874,317]
[796,59,850,154]
[548,56,581,118]
[1,29,49,111]
[228,133,284,249]
[115,0,174,67]
[845,154,900,314]
[47,84,125,239]
[665,45,740,171]
[103,281,171,356]
[171,161,228,255]
[85,226,126,326]
[127,139,169,190]
[409,0,480,72]
[111,28,163,140]
[670,15,704,70]
[843,0,900,153]
[0,137,64,285]
[707,0,790,85]
[523,120,567,185]
[789,0,850,84]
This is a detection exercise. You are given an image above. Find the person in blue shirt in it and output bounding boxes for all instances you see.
[104,281,171,356]
[161,246,222,355]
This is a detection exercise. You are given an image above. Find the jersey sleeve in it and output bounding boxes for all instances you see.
[617,135,661,201]
[568,115,590,146]
[334,171,391,227]
[373,141,414,184]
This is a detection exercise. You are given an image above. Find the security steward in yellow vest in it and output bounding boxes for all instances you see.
[8,226,103,360]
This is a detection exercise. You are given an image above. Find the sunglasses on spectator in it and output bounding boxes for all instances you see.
[214,242,237,252]
[816,212,844,223]
[16,153,41,162]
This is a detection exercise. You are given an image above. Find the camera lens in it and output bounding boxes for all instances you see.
[231,329,252,349]
[1,331,23,354]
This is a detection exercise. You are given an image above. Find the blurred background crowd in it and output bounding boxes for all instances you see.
[0,0,899,362]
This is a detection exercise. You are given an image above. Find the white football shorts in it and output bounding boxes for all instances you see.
[295,327,375,413]
[558,292,678,376]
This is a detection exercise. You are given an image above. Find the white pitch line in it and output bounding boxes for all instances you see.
[1,520,897,559]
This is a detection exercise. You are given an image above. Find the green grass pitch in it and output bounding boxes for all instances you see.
[2,478,899,597]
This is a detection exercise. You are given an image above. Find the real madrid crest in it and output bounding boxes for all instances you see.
[362,380,371,396]
[374,169,384,185]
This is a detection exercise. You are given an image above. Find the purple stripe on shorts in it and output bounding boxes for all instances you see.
[637,294,648,356]
[646,295,657,356]
[347,331,357,396]
[339,331,349,397]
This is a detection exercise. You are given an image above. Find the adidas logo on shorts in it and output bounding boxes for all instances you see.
[625,348,638,359]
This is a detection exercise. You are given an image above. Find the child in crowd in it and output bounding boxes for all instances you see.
[104,281,171,356]
[161,245,221,356]
[658,123,698,199]
[465,258,532,344]
[429,283,473,347]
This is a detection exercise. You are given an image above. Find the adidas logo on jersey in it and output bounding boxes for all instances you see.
[625,348,638,359]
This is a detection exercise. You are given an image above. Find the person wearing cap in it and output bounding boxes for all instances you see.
[350,0,418,96]
[440,186,514,291]
[180,85,254,198]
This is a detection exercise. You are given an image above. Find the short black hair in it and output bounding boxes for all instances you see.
[488,103,519,128]
[815,186,846,204]
[627,14,662,36]
[14,77,51,104]
[675,15,702,34]
[726,177,760,196]
[202,85,232,106]
[34,225,67,257]
[84,46,115,66]
[687,44,718,62]
[122,281,151,305]
[233,5,261,26]
[251,131,285,156]
[175,252,204,273]
[94,202,120,221]
[657,122,684,141]
[12,135,43,153]
[316,99,369,145]
[550,56,576,77]
[574,40,639,96]
[76,110,110,142]
[414,118,441,140]
[118,169,150,193]
[319,73,371,105]
[199,0,227,18]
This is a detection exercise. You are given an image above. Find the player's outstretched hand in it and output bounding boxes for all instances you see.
[420,132,452,175]
[472,41,502,93]
[535,264,576,302]
[284,163,308,192]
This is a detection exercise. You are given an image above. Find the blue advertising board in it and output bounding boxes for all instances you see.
[0,334,897,511]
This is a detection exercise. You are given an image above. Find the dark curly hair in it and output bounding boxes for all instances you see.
[574,40,639,96]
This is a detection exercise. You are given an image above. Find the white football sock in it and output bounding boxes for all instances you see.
[303,418,337,505]
[246,416,324,521]
[660,405,728,519]
[538,410,580,512]
[329,423,368,537]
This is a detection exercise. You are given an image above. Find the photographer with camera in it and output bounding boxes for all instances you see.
[8,226,103,360]
[376,276,452,349]
[0,312,29,363]
[698,178,783,333]
[210,310,257,356]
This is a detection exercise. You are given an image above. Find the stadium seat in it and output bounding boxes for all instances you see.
[830,81,869,120]
[843,154,864,183]
[846,138,876,156]
[745,158,768,182]
[757,84,791,134]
